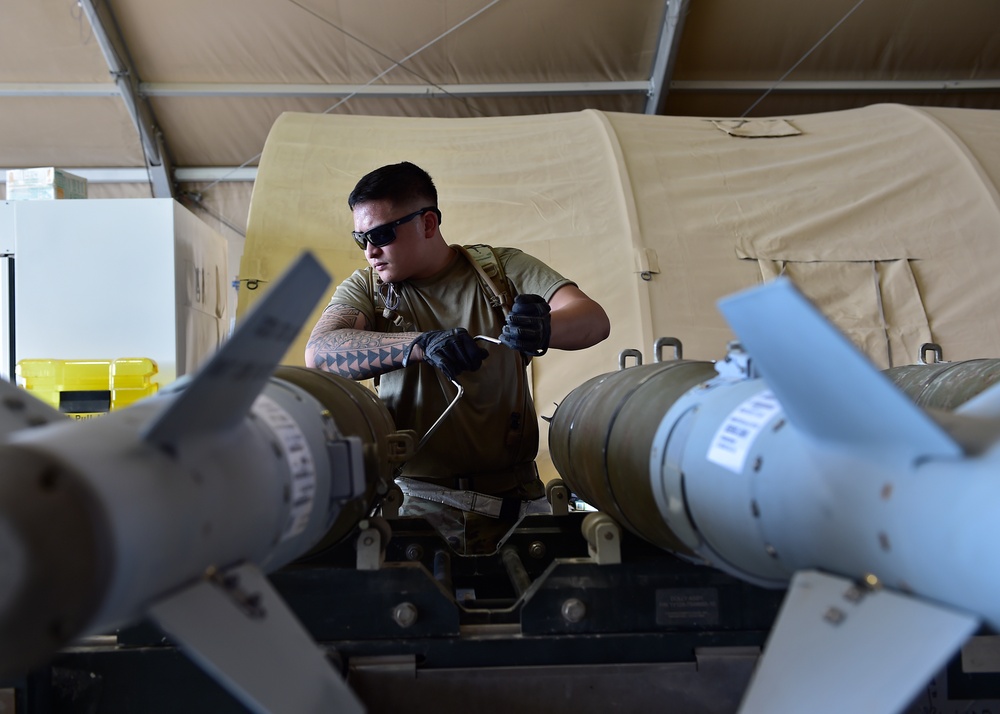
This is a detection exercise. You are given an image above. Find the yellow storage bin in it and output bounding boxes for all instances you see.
[16,358,159,419]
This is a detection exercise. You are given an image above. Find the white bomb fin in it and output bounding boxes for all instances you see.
[718,277,962,459]
[956,379,1000,419]
[149,562,363,714]
[141,253,330,445]
[739,570,978,714]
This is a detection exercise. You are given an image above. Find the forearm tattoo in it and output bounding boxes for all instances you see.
[307,305,418,380]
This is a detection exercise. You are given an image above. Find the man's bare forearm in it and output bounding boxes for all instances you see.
[548,285,611,350]
[305,305,420,379]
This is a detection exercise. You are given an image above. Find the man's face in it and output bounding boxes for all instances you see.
[352,199,430,283]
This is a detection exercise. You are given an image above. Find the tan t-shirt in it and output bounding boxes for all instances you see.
[329,246,571,482]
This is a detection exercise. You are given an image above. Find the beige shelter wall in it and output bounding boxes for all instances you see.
[603,111,763,360]
[114,0,665,85]
[4,0,1000,180]
[0,98,146,168]
[0,1,111,83]
[606,103,1000,367]
[243,104,1000,478]
[675,0,1000,82]
[176,183,253,329]
[153,95,645,167]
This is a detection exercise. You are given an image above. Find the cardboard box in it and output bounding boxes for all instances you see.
[5,167,88,200]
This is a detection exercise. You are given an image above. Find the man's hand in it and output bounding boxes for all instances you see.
[406,328,489,381]
[499,294,551,356]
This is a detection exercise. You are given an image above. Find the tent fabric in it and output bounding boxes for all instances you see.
[241,103,1000,479]
[3,0,1000,179]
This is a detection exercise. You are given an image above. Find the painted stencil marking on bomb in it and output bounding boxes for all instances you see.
[203,318,301,382]
[707,390,782,473]
[203,358,275,382]
[254,315,299,342]
[252,393,317,541]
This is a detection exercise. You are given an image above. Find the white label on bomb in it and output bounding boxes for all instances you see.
[253,394,316,541]
[707,390,781,473]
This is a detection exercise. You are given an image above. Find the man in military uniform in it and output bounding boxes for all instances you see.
[305,161,610,552]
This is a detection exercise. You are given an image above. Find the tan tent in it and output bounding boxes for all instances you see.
[2,0,999,238]
[241,103,1000,478]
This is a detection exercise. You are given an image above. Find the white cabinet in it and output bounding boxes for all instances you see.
[0,198,230,385]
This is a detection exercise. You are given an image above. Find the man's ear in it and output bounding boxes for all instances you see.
[421,208,440,237]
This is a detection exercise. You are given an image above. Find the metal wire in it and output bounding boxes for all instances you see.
[200,0,501,193]
[741,0,869,118]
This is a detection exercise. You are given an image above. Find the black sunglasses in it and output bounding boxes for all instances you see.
[352,206,441,250]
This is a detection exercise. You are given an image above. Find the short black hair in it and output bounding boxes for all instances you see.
[348,161,438,211]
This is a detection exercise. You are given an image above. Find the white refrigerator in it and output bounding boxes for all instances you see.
[0,198,231,387]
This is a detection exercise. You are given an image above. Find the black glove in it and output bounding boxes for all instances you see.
[406,328,489,381]
[499,294,551,356]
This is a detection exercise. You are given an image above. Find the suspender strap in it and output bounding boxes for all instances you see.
[451,244,513,316]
